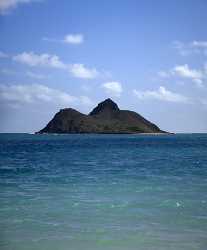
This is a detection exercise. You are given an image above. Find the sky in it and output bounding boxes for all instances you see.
[0,0,207,133]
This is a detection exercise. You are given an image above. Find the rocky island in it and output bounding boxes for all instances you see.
[37,98,166,134]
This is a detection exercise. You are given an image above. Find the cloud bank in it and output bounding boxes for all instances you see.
[0,83,93,108]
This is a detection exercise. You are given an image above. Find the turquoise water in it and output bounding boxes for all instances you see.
[0,133,207,250]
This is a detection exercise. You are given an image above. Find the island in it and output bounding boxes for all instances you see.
[37,98,167,134]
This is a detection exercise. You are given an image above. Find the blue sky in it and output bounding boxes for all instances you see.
[1,0,207,133]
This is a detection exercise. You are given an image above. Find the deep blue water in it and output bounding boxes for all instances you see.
[0,133,207,250]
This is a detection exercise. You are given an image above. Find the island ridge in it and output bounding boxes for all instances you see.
[37,98,166,134]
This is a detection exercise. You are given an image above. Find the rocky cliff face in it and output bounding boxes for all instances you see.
[38,98,166,134]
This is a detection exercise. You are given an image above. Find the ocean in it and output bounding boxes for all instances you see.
[0,133,207,250]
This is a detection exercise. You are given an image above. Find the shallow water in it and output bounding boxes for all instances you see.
[0,133,207,250]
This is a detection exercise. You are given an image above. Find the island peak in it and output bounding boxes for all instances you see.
[89,98,119,116]
[37,98,167,134]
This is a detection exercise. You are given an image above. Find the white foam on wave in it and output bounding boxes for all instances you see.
[176,202,181,207]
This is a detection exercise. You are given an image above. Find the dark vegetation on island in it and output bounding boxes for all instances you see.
[37,98,167,134]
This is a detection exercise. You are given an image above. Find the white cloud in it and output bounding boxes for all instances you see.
[191,41,207,48]
[13,52,66,69]
[173,64,203,79]
[173,40,207,56]
[0,84,76,106]
[43,33,84,45]
[133,86,189,103]
[173,64,204,87]
[102,81,123,97]
[192,78,204,88]
[69,64,98,79]
[158,64,205,87]
[0,0,36,14]
[64,34,84,44]
[0,51,8,58]
[13,52,100,79]
[0,84,94,108]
